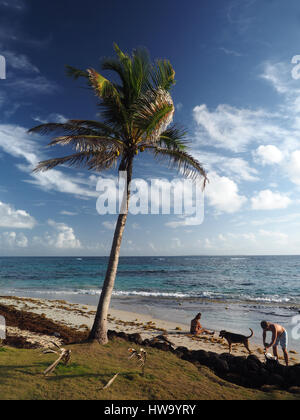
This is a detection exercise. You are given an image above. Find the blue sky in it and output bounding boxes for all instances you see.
[0,0,300,256]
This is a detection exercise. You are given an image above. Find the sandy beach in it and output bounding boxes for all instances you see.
[1,295,299,364]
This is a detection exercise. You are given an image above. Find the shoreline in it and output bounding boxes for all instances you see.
[1,295,299,364]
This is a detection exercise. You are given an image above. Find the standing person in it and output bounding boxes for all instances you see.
[190,313,214,336]
[261,321,289,366]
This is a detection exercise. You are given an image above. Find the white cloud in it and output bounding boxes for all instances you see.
[7,76,58,95]
[60,211,78,216]
[131,223,140,230]
[219,47,243,57]
[259,229,288,245]
[254,145,284,165]
[287,150,300,186]
[0,124,98,198]
[0,0,25,10]
[205,172,247,213]
[165,214,204,229]
[0,232,28,248]
[102,221,116,231]
[193,104,284,152]
[32,113,68,124]
[0,201,36,229]
[251,190,291,210]
[3,50,39,73]
[260,61,299,96]
[195,152,259,182]
[47,220,81,249]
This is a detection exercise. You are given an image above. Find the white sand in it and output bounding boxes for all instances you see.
[1,296,299,363]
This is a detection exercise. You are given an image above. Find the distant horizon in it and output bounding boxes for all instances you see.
[1,254,300,258]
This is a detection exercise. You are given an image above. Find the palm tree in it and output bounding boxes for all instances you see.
[29,44,208,344]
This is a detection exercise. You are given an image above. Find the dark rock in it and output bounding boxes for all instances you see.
[266,374,285,387]
[117,331,128,340]
[175,346,189,354]
[226,373,243,386]
[247,354,263,368]
[244,371,265,388]
[211,356,229,374]
[288,387,300,394]
[261,385,279,393]
[246,355,263,373]
[285,366,300,387]
[107,330,117,339]
[181,350,193,361]
[273,363,287,378]
[127,333,143,345]
[153,341,174,352]
[194,350,210,365]
[230,356,247,375]
[219,353,236,363]
[264,358,280,373]
[174,346,189,358]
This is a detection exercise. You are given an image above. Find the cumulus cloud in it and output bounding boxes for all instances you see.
[205,172,247,213]
[260,61,300,96]
[0,231,28,248]
[254,145,284,165]
[251,190,291,210]
[0,201,36,229]
[47,220,81,249]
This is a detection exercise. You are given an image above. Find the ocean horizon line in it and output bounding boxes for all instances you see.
[1,254,300,258]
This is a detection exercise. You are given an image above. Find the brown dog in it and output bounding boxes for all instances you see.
[219,329,253,354]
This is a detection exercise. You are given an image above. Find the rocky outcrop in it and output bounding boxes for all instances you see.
[108,330,300,391]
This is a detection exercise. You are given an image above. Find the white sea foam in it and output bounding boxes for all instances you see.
[1,288,296,305]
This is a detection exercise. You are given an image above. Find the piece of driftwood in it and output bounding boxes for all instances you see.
[103,372,119,390]
[128,347,147,376]
[43,342,71,376]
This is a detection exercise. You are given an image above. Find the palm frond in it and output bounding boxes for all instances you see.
[158,125,189,151]
[87,68,120,101]
[146,146,208,185]
[28,122,97,137]
[133,88,174,141]
[49,135,124,153]
[65,65,89,80]
[33,151,98,172]
[34,150,119,173]
[151,59,176,91]
[67,120,120,137]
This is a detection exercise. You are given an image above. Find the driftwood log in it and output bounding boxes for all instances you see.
[43,342,71,376]
[128,347,147,376]
[103,373,119,390]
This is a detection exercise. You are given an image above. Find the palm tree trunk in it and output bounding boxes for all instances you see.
[88,158,133,344]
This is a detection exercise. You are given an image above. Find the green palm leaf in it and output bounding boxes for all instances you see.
[147,145,208,185]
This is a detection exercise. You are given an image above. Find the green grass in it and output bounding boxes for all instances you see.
[0,338,299,400]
